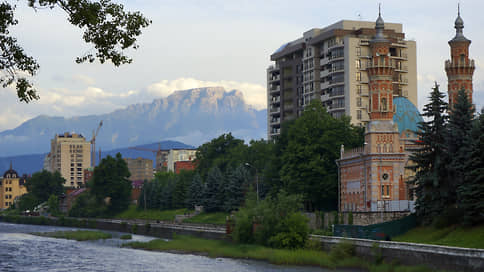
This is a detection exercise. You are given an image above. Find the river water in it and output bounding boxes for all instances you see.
[0,222,361,272]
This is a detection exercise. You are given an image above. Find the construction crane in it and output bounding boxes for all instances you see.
[129,143,168,171]
[90,120,103,168]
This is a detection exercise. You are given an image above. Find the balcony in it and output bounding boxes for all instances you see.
[270,106,280,113]
[270,96,280,104]
[445,59,475,70]
[395,65,408,72]
[268,74,280,82]
[328,41,344,50]
[366,60,394,69]
[267,64,280,71]
[270,118,281,124]
[390,53,408,60]
[269,86,280,93]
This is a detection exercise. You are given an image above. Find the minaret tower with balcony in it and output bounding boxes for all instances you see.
[445,5,475,109]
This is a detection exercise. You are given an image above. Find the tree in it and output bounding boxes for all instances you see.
[91,153,131,214]
[447,89,474,206]
[279,100,364,211]
[1,0,151,102]
[47,194,60,216]
[26,170,65,203]
[408,82,449,225]
[223,166,246,212]
[201,166,224,212]
[172,170,194,208]
[195,133,246,179]
[186,173,203,209]
[458,110,484,225]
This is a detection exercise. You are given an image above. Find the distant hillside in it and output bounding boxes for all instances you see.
[0,140,193,176]
[0,87,266,157]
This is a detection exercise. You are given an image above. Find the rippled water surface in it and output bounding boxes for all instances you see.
[0,222,359,272]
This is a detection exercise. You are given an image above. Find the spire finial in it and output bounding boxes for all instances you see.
[379,3,381,17]
[9,161,12,170]
[458,2,460,16]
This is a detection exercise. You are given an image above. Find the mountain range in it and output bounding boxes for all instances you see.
[0,87,267,158]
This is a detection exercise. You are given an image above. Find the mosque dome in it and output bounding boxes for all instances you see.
[393,97,423,135]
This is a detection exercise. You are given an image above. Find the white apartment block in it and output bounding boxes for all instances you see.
[268,20,417,140]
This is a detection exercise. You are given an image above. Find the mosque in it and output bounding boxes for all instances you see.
[337,8,474,213]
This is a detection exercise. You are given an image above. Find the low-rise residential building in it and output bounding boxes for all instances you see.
[0,164,27,210]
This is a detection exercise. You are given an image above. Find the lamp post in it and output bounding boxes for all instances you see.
[244,163,259,202]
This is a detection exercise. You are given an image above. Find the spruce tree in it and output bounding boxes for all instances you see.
[202,167,224,212]
[447,89,475,206]
[186,173,203,209]
[459,110,484,225]
[224,166,245,212]
[408,82,448,225]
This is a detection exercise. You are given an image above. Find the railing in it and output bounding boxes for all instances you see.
[341,146,365,159]
[445,59,475,69]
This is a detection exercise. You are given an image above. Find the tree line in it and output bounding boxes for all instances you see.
[139,100,364,212]
[409,84,484,226]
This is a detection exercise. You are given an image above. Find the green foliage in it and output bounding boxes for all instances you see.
[394,224,484,249]
[114,205,188,221]
[16,193,40,212]
[278,100,364,210]
[1,1,150,102]
[408,83,449,225]
[33,230,112,241]
[348,212,353,225]
[333,211,339,226]
[232,190,309,249]
[120,234,132,240]
[26,170,65,203]
[202,166,225,212]
[195,133,245,179]
[223,165,248,212]
[172,170,194,208]
[68,192,106,217]
[329,239,356,262]
[458,109,484,225]
[183,212,228,225]
[185,173,203,209]
[47,194,60,216]
[91,153,132,214]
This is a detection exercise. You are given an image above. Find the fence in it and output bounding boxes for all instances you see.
[333,213,416,240]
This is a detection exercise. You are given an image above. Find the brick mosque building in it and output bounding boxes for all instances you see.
[338,8,475,213]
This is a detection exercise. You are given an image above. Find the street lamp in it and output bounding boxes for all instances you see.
[244,163,259,202]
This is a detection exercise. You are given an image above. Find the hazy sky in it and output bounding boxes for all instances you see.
[1,0,483,131]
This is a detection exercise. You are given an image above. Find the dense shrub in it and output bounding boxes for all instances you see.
[232,190,309,249]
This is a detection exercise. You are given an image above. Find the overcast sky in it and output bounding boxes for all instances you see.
[0,0,483,131]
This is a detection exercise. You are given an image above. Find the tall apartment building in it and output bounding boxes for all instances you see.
[47,132,91,188]
[267,20,417,139]
[124,157,154,182]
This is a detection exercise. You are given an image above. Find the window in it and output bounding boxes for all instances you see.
[382,185,390,198]
[355,59,361,69]
[356,47,361,56]
[357,110,362,120]
[381,98,387,111]
[357,97,362,107]
[460,54,465,63]
[357,85,362,94]
[356,72,361,81]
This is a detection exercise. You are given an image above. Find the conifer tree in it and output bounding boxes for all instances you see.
[408,82,448,225]
[202,166,224,212]
[447,89,475,205]
[224,166,246,212]
[459,110,484,225]
[186,173,203,209]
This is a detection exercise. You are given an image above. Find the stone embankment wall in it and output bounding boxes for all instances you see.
[304,211,410,229]
[311,235,484,272]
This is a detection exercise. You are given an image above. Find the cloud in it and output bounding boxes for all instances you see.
[147,78,266,110]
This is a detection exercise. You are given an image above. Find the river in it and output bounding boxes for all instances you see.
[0,222,362,272]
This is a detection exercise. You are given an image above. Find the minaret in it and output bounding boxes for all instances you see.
[445,5,475,109]
[367,6,395,121]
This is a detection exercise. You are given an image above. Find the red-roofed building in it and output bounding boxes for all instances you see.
[174,161,196,174]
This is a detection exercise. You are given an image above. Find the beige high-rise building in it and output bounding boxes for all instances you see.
[124,157,154,182]
[47,132,91,188]
[268,20,417,139]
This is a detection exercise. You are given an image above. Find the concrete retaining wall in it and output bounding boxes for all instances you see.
[311,235,484,272]
[305,211,410,229]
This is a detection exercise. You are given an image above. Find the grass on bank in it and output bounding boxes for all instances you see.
[123,235,441,272]
[113,205,189,221]
[120,234,132,240]
[393,224,484,249]
[183,212,228,225]
[33,230,112,241]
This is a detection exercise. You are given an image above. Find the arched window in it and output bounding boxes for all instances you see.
[381,97,387,111]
